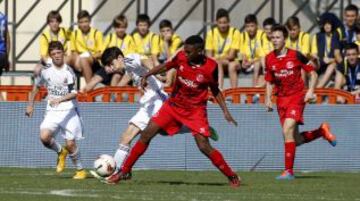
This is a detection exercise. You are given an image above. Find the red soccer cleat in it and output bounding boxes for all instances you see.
[320,122,337,147]
[105,170,132,185]
[228,175,241,188]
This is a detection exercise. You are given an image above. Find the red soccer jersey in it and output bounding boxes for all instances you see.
[164,51,218,108]
[265,49,314,97]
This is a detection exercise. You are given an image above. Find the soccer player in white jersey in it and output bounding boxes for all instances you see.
[90,47,218,180]
[25,41,87,179]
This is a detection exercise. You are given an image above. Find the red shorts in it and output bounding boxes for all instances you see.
[151,101,211,137]
[276,92,306,126]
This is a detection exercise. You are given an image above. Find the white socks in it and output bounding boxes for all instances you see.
[114,144,130,170]
[47,138,62,154]
[69,148,83,170]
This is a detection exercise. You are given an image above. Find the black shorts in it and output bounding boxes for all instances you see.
[95,67,115,85]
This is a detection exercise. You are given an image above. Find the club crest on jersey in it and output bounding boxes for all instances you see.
[196,74,204,82]
[286,61,294,69]
[179,65,184,71]
[272,65,276,71]
[63,78,68,84]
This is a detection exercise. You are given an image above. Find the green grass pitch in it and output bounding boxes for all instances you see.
[0,168,359,201]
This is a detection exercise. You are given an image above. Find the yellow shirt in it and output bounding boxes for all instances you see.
[260,33,274,56]
[132,32,160,59]
[157,33,182,61]
[205,26,241,59]
[103,33,136,56]
[240,29,264,61]
[286,31,310,56]
[40,27,70,57]
[70,28,103,55]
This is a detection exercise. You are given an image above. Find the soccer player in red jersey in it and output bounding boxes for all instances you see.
[265,25,337,180]
[106,35,241,188]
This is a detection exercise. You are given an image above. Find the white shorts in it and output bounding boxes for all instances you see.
[40,108,84,141]
[129,97,164,130]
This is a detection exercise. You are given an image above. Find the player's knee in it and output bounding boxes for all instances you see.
[39,132,52,146]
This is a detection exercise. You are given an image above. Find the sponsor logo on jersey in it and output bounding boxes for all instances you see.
[286,61,294,69]
[178,76,198,88]
[196,74,204,82]
[274,69,294,78]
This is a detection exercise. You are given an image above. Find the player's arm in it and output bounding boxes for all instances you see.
[265,81,274,112]
[140,63,167,90]
[264,56,274,111]
[49,82,77,107]
[210,67,238,126]
[26,84,40,118]
[297,51,318,102]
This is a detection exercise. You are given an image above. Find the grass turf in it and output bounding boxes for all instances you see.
[0,168,359,201]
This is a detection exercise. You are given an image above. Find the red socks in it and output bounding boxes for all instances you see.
[209,149,236,177]
[301,128,322,143]
[121,141,148,174]
[284,142,296,174]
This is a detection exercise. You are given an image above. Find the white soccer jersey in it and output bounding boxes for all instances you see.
[36,63,78,111]
[124,53,168,104]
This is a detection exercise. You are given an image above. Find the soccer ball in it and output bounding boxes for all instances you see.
[93,154,116,177]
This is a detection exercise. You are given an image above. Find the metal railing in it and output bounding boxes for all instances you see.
[1,0,354,71]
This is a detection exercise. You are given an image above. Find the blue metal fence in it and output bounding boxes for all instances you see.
[0,102,359,171]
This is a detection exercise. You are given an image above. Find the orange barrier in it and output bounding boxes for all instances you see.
[0,85,356,104]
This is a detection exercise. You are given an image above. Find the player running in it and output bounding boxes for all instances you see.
[264,25,337,180]
[105,35,241,188]
[25,41,86,179]
[90,47,219,180]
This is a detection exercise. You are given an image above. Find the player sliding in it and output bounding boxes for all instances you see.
[90,47,219,179]
[264,25,337,180]
[105,35,241,188]
[25,41,86,179]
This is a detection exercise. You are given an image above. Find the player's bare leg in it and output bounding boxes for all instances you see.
[317,63,336,88]
[252,61,261,87]
[194,134,240,188]
[228,61,240,88]
[106,120,161,184]
[65,139,86,179]
[39,129,67,173]
[80,57,94,83]
[217,60,225,90]
[82,75,103,93]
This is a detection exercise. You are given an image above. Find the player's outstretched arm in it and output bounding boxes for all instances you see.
[211,86,238,126]
[26,85,40,118]
[265,81,274,112]
[49,92,77,107]
[141,63,167,90]
[304,71,318,103]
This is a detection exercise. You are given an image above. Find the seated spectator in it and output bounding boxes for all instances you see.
[261,17,276,56]
[205,8,241,89]
[68,10,103,83]
[132,14,160,69]
[157,19,183,87]
[83,15,136,92]
[0,11,10,101]
[354,24,360,52]
[310,18,342,88]
[285,16,310,57]
[335,43,360,102]
[338,4,359,48]
[240,14,264,87]
[34,11,70,76]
